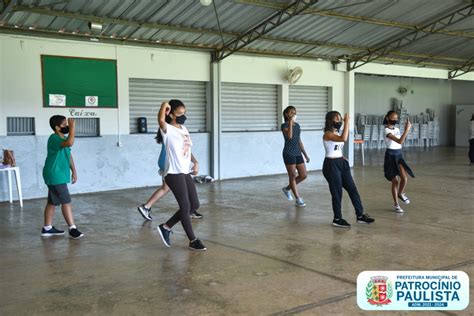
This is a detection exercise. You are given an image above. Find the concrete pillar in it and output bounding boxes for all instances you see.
[210,61,221,180]
[344,71,355,166]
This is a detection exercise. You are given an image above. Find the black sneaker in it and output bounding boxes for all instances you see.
[332,218,351,228]
[357,214,375,224]
[137,204,152,221]
[189,239,207,251]
[41,226,65,237]
[69,228,84,239]
[190,211,203,219]
[157,224,172,247]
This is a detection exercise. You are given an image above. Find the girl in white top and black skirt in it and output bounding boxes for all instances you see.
[156,100,206,251]
[383,110,415,213]
[322,111,374,228]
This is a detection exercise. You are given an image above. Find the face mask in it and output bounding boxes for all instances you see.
[175,115,187,125]
[60,126,70,134]
[333,122,342,130]
[389,119,399,125]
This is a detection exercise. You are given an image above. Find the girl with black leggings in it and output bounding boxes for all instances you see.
[322,111,374,228]
[156,99,206,251]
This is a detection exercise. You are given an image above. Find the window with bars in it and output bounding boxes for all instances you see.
[74,118,100,137]
[7,117,35,135]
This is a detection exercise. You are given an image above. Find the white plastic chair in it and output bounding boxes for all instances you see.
[0,166,23,207]
[362,125,371,149]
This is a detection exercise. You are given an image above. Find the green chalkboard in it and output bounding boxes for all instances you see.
[41,55,118,108]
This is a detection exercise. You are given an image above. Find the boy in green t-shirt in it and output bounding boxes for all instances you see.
[42,115,83,239]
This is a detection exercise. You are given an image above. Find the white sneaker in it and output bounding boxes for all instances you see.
[393,204,404,213]
[398,193,410,204]
[295,197,306,207]
[282,187,294,201]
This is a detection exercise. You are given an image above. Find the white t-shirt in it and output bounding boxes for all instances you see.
[470,121,474,140]
[161,123,192,175]
[323,133,344,158]
[385,127,402,150]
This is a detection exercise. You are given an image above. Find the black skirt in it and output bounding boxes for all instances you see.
[384,149,415,181]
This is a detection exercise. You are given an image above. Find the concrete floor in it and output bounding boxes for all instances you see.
[0,147,472,315]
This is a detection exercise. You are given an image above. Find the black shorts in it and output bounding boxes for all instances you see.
[283,154,304,165]
[47,184,71,206]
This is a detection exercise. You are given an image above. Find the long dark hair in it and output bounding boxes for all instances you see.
[383,110,397,125]
[324,111,341,132]
[283,106,296,122]
[155,99,185,144]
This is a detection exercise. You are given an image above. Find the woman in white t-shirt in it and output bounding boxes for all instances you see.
[322,111,374,228]
[383,110,415,213]
[156,100,206,251]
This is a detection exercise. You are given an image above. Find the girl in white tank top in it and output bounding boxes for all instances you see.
[322,111,374,228]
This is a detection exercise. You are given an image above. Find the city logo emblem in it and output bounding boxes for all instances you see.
[366,276,393,306]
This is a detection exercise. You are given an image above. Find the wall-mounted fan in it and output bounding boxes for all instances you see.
[397,86,408,95]
[287,67,303,84]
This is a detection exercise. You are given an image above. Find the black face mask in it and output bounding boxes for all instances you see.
[60,126,70,134]
[389,119,399,125]
[333,122,342,130]
[175,115,187,125]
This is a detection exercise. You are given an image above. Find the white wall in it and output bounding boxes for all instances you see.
[452,81,474,105]
[0,34,212,201]
[355,74,453,145]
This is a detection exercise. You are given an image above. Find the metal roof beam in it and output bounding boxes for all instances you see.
[8,4,471,65]
[235,0,474,39]
[347,4,474,71]
[213,0,318,61]
[0,0,17,22]
[448,58,474,79]
[0,25,459,70]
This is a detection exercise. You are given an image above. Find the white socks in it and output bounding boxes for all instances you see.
[69,225,76,230]
[44,225,52,230]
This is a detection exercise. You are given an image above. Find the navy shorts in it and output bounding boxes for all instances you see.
[283,154,304,165]
[47,184,71,206]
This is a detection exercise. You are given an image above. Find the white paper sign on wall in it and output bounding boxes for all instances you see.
[85,96,98,107]
[49,94,66,106]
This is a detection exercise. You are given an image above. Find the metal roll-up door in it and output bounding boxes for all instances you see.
[129,78,207,133]
[222,83,278,132]
[289,85,329,130]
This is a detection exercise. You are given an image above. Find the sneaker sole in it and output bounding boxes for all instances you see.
[157,227,171,248]
[41,233,65,237]
[189,246,207,251]
[137,206,152,221]
[295,204,306,207]
[357,220,374,224]
[190,215,203,219]
[332,223,351,228]
[393,209,404,213]
[69,234,84,239]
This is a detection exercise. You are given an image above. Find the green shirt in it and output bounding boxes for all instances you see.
[43,134,71,185]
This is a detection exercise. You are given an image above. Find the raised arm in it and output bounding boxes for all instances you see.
[158,101,171,132]
[61,118,75,147]
[386,119,412,144]
[282,116,294,139]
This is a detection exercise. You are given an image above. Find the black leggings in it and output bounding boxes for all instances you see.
[322,158,364,219]
[469,139,474,163]
[165,173,200,241]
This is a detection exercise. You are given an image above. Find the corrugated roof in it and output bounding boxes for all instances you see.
[0,0,472,71]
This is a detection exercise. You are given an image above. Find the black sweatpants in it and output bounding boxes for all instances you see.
[322,157,364,219]
[469,139,474,163]
[165,173,200,241]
